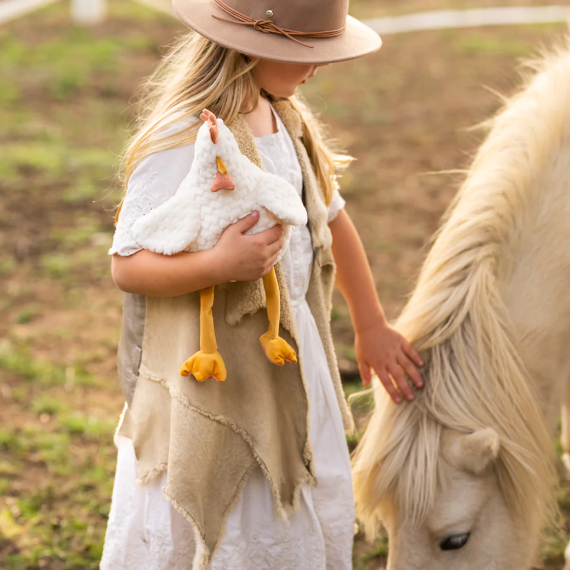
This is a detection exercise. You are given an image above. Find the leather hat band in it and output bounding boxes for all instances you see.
[212,0,346,49]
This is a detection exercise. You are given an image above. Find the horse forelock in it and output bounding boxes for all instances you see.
[353,36,570,538]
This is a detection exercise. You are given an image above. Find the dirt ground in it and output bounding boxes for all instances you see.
[0,1,568,568]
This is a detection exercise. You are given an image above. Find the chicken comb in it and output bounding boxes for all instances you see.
[200,109,218,144]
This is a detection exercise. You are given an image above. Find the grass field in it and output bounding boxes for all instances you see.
[0,1,568,568]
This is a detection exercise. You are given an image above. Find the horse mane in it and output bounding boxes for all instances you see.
[352,36,570,537]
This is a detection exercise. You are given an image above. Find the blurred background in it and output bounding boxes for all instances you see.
[0,0,568,568]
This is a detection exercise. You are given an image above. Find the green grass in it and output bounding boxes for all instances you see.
[0,5,164,565]
[0,144,65,180]
[0,29,156,103]
[14,307,42,325]
[0,342,100,388]
[1,1,568,569]
[336,342,358,363]
[59,414,116,438]
[0,256,16,277]
[40,253,73,279]
[456,35,533,57]
[0,405,116,569]
[0,142,116,190]
[31,396,67,416]
[62,177,106,204]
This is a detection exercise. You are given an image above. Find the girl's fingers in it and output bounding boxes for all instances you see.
[397,353,424,389]
[230,211,260,234]
[267,237,284,257]
[402,339,424,367]
[358,361,372,387]
[263,224,284,246]
[377,369,401,404]
[262,251,281,275]
[388,363,415,401]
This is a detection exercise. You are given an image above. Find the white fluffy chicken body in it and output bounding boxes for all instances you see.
[132,112,307,260]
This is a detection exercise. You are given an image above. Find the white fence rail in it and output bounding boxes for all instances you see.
[0,0,569,32]
[367,6,570,35]
[0,0,59,24]
[71,0,106,24]
[0,0,106,24]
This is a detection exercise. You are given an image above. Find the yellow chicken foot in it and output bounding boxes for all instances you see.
[259,267,297,366]
[180,285,227,382]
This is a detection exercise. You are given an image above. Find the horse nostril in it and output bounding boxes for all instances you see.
[439,532,470,551]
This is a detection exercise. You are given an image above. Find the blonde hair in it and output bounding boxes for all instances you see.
[116,31,351,221]
[351,39,570,541]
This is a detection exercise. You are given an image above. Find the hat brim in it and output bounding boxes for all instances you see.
[172,0,382,64]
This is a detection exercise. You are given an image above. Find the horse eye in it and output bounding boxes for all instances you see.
[439,532,470,551]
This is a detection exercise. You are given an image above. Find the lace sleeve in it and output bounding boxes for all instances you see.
[327,187,346,223]
[109,122,197,256]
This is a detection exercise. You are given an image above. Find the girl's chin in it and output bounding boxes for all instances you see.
[268,87,298,98]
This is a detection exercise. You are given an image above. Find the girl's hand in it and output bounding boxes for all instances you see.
[213,211,284,282]
[355,321,424,403]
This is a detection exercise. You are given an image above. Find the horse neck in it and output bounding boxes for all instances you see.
[500,151,570,430]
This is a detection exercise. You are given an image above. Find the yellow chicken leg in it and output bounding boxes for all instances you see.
[180,286,227,382]
[259,267,297,366]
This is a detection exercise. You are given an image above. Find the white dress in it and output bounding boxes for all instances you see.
[101,106,355,570]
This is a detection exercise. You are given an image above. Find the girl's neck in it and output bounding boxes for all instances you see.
[243,93,278,138]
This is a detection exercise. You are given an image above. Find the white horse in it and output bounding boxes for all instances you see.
[352,37,570,570]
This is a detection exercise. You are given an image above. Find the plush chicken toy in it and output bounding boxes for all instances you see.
[132,109,307,383]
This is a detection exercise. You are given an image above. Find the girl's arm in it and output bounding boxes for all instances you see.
[329,209,423,403]
[111,118,284,298]
[112,211,283,297]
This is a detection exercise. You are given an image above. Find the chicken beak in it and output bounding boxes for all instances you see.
[216,157,228,175]
[210,157,236,193]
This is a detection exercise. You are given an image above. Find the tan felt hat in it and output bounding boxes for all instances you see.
[172,0,382,64]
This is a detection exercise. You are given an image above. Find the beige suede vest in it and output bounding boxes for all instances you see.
[115,99,354,569]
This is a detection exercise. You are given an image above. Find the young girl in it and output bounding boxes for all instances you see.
[101,1,423,569]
